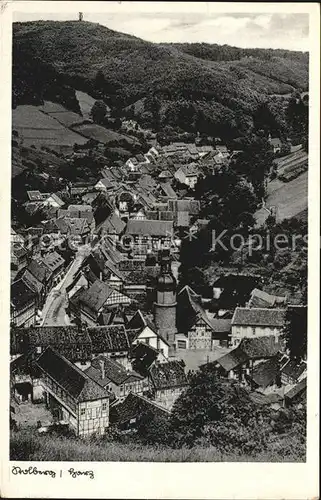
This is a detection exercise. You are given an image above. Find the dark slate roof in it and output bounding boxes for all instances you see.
[27,326,89,345]
[36,347,110,403]
[149,361,188,390]
[126,311,170,346]
[86,355,142,386]
[21,270,44,294]
[216,347,249,372]
[69,287,86,309]
[210,319,232,333]
[96,212,126,235]
[110,392,169,425]
[239,336,281,359]
[125,219,174,237]
[25,326,91,362]
[87,325,130,353]
[285,378,307,401]
[11,279,37,309]
[232,307,286,327]
[249,357,280,389]
[42,251,65,273]
[281,359,307,381]
[79,280,115,312]
[27,259,52,283]
[129,342,159,376]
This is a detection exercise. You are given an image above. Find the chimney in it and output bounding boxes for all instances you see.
[99,359,105,380]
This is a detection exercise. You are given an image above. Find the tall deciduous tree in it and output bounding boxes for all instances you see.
[90,100,107,124]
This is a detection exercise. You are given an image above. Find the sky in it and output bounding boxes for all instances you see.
[13,4,310,52]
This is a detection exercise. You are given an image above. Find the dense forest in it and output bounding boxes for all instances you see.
[12,21,309,142]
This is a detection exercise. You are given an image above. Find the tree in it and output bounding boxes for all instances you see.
[169,371,264,450]
[283,306,307,361]
[94,70,106,93]
[90,100,107,124]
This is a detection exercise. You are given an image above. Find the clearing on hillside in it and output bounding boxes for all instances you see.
[71,122,138,145]
[12,105,87,152]
[75,90,110,119]
[255,171,308,226]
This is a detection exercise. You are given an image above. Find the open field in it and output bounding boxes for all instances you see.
[39,101,85,127]
[10,428,305,462]
[12,105,87,149]
[71,122,138,145]
[275,149,308,182]
[255,171,308,226]
[75,90,110,119]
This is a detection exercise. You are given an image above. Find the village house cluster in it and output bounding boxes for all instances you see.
[10,137,307,438]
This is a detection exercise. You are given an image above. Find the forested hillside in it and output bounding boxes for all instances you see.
[13,21,309,140]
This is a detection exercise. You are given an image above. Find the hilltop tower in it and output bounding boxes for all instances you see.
[154,249,177,349]
[78,12,83,22]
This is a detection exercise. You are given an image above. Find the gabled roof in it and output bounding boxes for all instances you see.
[248,288,287,308]
[86,355,142,386]
[249,356,280,389]
[281,359,307,381]
[270,138,282,147]
[284,377,307,401]
[20,270,44,294]
[129,342,159,376]
[42,251,65,273]
[48,193,64,207]
[22,326,92,361]
[126,310,170,347]
[149,360,188,390]
[11,279,37,309]
[96,178,114,189]
[37,347,110,403]
[232,307,286,327]
[125,219,173,237]
[96,212,126,235]
[27,259,52,283]
[87,325,130,353]
[176,163,199,177]
[239,336,281,359]
[215,347,249,372]
[159,182,177,199]
[110,391,170,425]
[79,280,119,312]
[127,310,157,334]
[209,318,232,333]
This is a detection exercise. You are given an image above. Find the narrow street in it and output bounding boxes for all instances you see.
[41,245,90,326]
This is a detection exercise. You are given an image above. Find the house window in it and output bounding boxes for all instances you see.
[252,327,256,335]
[81,408,86,416]
[102,403,107,411]
[145,338,150,345]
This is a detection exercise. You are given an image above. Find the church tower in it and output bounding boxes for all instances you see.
[154,249,177,349]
